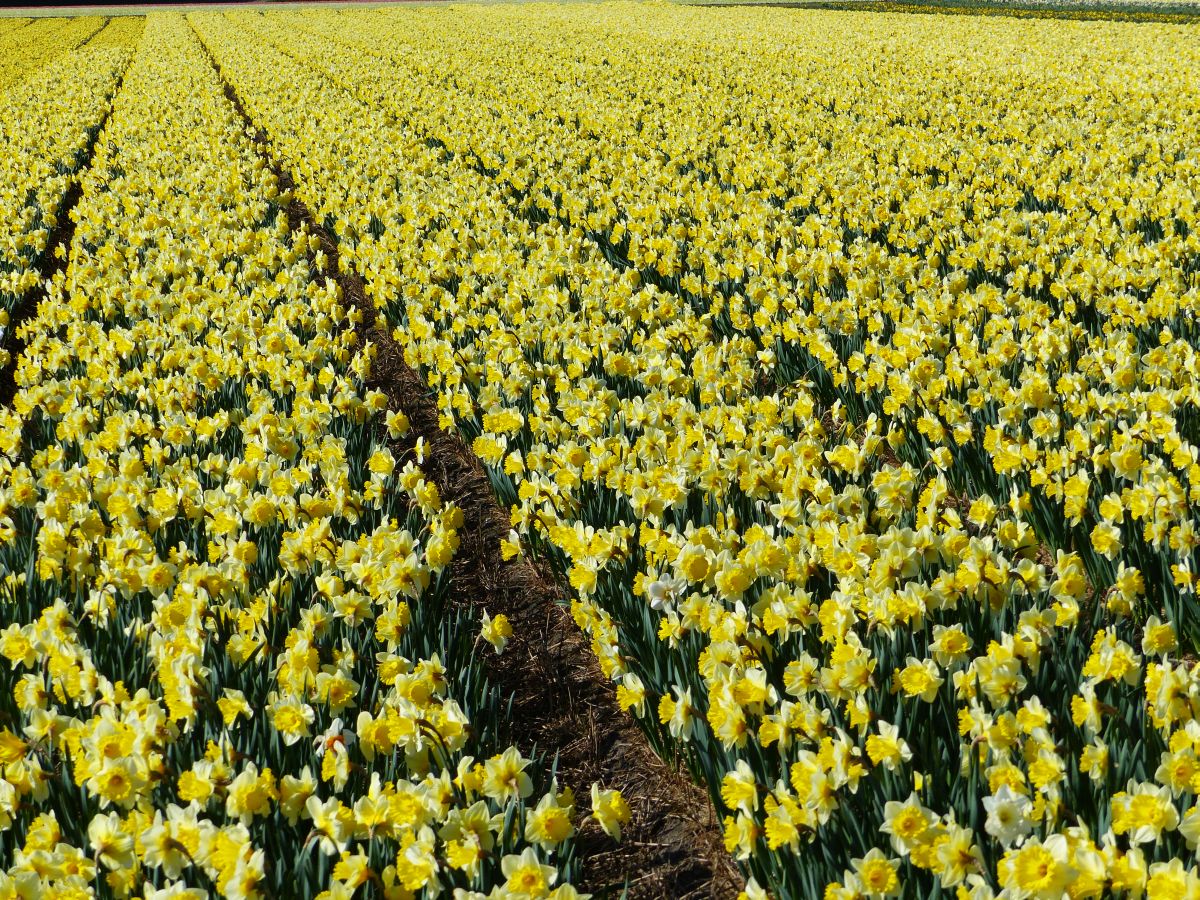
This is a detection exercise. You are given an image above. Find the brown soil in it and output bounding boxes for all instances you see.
[206,47,744,900]
[352,282,743,900]
[352,306,744,900]
[0,180,82,410]
[0,48,125,410]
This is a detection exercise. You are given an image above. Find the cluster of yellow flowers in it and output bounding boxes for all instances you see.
[0,17,108,92]
[0,19,32,38]
[0,27,133,369]
[85,18,146,52]
[185,4,1200,898]
[0,13,606,899]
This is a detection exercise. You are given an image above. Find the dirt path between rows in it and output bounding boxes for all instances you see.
[201,33,743,899]
[347,267,744,900]
[0,46,123,409]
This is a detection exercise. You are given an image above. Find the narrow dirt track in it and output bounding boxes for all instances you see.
[204,32,743,899]
[0,186,78,408]
[342,273,743,900]
[0,24,121,409]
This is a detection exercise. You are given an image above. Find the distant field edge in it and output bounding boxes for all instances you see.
[694,0,1200,23]
[5,0,1199,16]
[0,0,445,17]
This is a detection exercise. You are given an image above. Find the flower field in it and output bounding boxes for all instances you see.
[0,22,133,381]
[2,3,1200,899]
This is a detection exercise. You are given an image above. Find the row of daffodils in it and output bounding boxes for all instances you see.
[0,17,109,92]
[191,5,1200,899]
[0,14,602,899]
[0,20,33,39]
[0,20,135,369]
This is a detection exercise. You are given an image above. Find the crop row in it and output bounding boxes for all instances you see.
[0,32,135,380]
[0,14,599,899]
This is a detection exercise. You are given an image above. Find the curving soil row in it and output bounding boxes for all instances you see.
[0,180,81,409]
[0,25,126,409]
[344,262,743,900]
[205,39,743,900]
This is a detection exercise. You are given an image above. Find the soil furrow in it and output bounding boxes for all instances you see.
[0,84,118,409]
[198,27,742,899]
